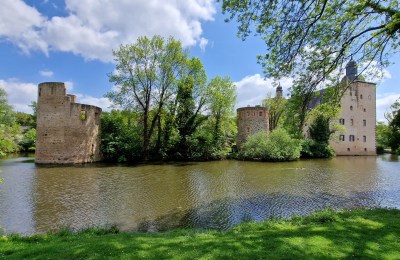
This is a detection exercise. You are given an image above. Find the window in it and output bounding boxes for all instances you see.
[259,111,263,116]
[360,94,363,99]
[339,118,345,125]
[246,127,250,133]
[349,135,355,142]
[350,119,353,126]
[350,106,353,111]
[363,120,366,126]
[363,108,366,112]
[339,135,345,141]
[363,136,366,142]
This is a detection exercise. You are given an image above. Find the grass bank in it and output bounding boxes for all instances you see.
[1,208,400,259]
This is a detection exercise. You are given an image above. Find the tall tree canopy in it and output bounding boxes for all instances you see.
[107,35,187,159]
[222,0,400,91]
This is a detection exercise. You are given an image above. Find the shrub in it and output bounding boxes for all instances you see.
[396,147,400,155]
[376,145,385,154]
[239,128,302,161]
[301,139,335,158]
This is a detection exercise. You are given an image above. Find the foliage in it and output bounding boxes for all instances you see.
[0,89,21,156]
[15,112,35,128]
[19,128,36,152]
[376,121,391,150]
[384,98,400,152]
[206,76,237,152]
[239,128,302,161]
[301,139,335,158]
[301,103,338,158]
[222,0,400,100]
[2,208,400,259]
[106,36,237,162]
[262,92,287,131]
[107,35,188,160]
[100,111,142,162]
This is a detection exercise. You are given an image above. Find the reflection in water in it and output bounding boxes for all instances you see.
[0,154,399,235]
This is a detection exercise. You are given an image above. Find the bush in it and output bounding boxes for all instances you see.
[301,139,335,158]
[396,147,400,155]
[376,145,385,154]
[239,128,302,161]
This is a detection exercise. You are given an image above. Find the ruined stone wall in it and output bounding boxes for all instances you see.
[237,106,269,149]
[35,82,102,164]
[330,80,376,155]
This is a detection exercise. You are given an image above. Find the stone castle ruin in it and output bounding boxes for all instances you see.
[35,82,102,164]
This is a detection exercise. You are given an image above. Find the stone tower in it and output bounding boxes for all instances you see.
[330,61,376,155]
[276,83,283,98]
[35,82,102,164]
[236,106,269,149]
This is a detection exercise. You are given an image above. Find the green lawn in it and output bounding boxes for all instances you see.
[1,208,400,259]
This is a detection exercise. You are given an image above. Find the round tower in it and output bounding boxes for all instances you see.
[237,106,269,149]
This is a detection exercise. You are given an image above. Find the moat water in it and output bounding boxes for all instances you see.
[0,154,400,235]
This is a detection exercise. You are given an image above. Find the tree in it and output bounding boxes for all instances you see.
[222,0,400,102]
[0,88,20,155]
[107,35,187,160]
[262,92,287,131]
[385,98,400,152]
[206,76,237,149]
[376,121,390,153]
[162,57,208,158]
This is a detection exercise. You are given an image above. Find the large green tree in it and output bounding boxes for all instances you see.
[206,76,237,145]
[0,89,20,155]
[107,35,187,160]
[222,0,399,88]
[223,0,399,133]
[385,97,400,152]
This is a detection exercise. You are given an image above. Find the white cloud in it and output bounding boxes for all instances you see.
[376,93,400,122]
[235,74,292,108]
[0,0,47,54]
[0,0,216,62]
[39,70,54,77]
[0,79,37,113]
[76,95,112,112]
[199,37,208,52]
[0,79,111,113]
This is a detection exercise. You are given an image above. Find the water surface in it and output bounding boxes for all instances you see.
[0,155,399,235]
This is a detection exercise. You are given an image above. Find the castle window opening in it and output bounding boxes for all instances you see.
[347,148,350,151]
[339,118,345,125]
[363,108,366,112]
[80,110,87,121]
[350,106,353,111]
[349,135,355,142]
[363,119,366,126]
[364,148,367,151]
[363,135,366,142]
[247,127,250,133]
[339,135,345,141]
[259,111,263,116]
[360,94,363,99]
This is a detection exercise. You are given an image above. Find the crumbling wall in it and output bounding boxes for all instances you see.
[35,82,102,164]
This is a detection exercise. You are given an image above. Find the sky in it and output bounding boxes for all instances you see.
[0,0,399,122]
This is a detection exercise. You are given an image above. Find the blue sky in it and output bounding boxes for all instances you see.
[0,0,399,122]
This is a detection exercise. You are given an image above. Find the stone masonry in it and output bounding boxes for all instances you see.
[236,60,376,156]
[35,82,102,164]
[236,106,269,149]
